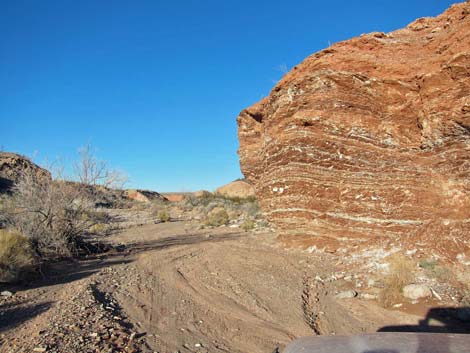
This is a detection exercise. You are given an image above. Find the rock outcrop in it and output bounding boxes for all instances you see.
[0,152,51,193]
[215,180,255,198]
[237,3,470,259]
[123,189,168,203]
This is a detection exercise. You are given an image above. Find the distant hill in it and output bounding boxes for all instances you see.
[215,180,255,199]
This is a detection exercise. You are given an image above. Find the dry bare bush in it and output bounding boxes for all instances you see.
[379,254,416,307]
[0,229,34,282]
[74,144,127,190]
[3,170,97,258]
[205,208,229,227]
[3,146,126,259]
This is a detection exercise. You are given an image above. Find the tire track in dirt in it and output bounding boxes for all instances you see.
[108,223,325,353]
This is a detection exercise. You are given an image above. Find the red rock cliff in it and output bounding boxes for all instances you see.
[237,3,470,259]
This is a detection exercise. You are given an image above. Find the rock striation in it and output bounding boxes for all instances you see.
[237,3,470,259]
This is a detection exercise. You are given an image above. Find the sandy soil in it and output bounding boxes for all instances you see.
[1,220,461,353]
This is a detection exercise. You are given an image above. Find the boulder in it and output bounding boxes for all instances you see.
[123,189,167,203]
[237,3,470,259]
[402,284,432,300]
[335,290,358,299]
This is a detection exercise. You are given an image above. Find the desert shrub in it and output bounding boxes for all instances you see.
[205,209,229,227]
[89,223,108,235]
[74,144,128,189]
[1,147,127,261]
[419,259,452,282]
[241,219,255,231]
[419,259,437,270]
[150,199,168,214]
[157,209,170,222]
[130,200,148,211]
[180,192,261,224]
[3,171,97,258]
[429,265,452,282]
[0,229,35,282]
[83,209,111,224]
[379,254,416,308]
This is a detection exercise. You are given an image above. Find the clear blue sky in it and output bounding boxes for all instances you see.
[1,0,456,192]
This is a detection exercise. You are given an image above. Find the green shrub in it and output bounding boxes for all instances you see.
[89,223,108,235]
[205,209,229,227]
[429,266,452,282]
[419,259,437,270]
[241,220,255,231]
[0,229,35,282]
[157,209,170,222]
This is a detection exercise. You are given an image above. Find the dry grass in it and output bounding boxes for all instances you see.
[0,229,35,282]
[242,219,256,231]
[157,209,170,222]
[205,209,229,227]
[89,223,108,235]
[379,254,416,308]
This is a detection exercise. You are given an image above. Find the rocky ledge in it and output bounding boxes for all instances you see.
[237,3,470,260]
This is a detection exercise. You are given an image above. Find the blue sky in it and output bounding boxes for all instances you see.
[1,0,456,191]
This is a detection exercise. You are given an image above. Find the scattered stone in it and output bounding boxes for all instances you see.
[335,290,358,299]
[361,293,378,300]
[33,348,47,352]
[1,291,13,297]
[431,288,442,301]
[403,284,432,300]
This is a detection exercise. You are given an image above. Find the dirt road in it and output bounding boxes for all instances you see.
[1,221,427,353]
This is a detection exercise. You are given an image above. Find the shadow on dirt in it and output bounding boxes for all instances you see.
[1,230,245,293]
[378,307,470,334]
[118,230,245,255]
[0,301,53,333]
[377,307,470,353]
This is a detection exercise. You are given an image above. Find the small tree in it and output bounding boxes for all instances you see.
[74,144,127,189]
[3,168,95,258]
[2,146,127,259]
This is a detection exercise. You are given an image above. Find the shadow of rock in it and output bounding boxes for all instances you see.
[1,231,244,294]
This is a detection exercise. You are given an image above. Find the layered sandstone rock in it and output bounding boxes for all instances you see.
[237,3,470,259]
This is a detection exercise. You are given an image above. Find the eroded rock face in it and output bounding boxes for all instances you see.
[123,189,168,203]
[237,4,470,259]
[0,152,51,192]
